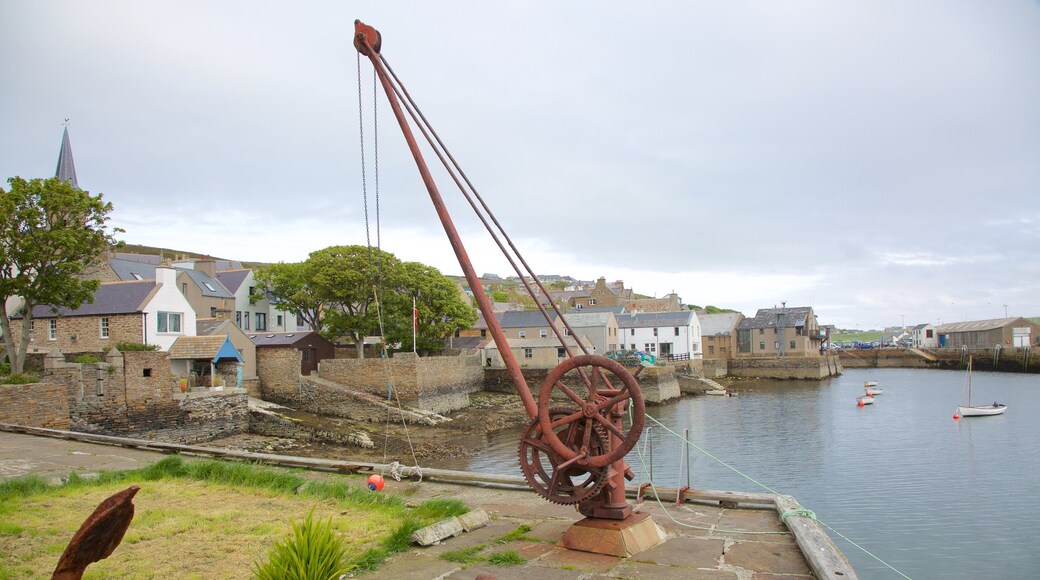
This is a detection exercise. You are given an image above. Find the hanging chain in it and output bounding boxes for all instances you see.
[357,53,372,252]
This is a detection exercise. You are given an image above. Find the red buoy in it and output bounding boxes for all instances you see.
[857,400,865,407]
[953,413,960,420]
[367,474,385,492]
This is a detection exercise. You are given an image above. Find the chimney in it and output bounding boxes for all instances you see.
[214,307,234,321]
[196,258,217,277]
[155,266,177,289]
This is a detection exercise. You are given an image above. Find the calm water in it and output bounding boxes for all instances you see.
[431,368,1040,579]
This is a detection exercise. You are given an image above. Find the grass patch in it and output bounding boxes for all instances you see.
[486,550,525,566]
[0,455,464,578]
[440,544,489,564]
[496,523,537,543]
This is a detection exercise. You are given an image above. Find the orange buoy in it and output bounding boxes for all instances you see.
[857,400,865,407]
[953,413,960,420]
[367,474,385,492]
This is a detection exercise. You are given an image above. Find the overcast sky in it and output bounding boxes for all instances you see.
[2,1,1038,330]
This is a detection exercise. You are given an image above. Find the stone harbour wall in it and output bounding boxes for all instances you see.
[728,355,841,379]
[0,382,70,429]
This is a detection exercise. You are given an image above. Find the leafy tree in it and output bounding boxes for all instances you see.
[381,261,477,355]
[0,177,119,373]
[309,245,403,359]
[254,262,325,333]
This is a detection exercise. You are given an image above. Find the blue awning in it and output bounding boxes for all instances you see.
[213,334,243,363]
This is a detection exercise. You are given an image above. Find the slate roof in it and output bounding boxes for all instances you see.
[216,270,250,293]
[197,318,232,336]
[475,311,554,330]
[582,306,627,315]
[168,335,241,361]
[617,311,695,328]
[55,127,79,189]
[698,312,743,336]
[109,258,157,281]
[557,312,613,328]
[737,307,813,330]
[182,269,233,298]
[249,331,322,347]
[23,280,156,318]
[114,253,162,265]
[484,336,590,349]
[935,318,1025,333]
[912,323,931,330]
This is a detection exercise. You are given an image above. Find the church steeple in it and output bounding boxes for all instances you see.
[55,121,79,189]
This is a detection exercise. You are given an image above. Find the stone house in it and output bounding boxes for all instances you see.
[484,336,593,369]
[10,267,195,353]
[736,306,826,357]
[197,317,257,382]
[617,310,703,360]
[555,311,620,354]
[697,312,745,361]
[474,311,556,341]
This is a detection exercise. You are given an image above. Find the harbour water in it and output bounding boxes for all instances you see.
[431,367,1040,579]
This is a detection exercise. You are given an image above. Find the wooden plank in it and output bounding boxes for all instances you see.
[628,485,776,506]
[774,494,858,579]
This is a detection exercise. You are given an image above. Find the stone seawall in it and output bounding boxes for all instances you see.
[838,347,1039,373]
[728,355,842,379]
[483,365,679,404]
[0,383,70,429]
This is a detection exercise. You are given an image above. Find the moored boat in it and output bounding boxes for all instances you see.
[954,356,1007,418]
[856,395,875,406]
[864,386,883,396]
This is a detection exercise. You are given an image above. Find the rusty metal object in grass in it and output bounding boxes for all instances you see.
[52,485,139,580]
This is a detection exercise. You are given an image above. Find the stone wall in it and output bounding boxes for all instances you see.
[257,348,303,404]
[0,382,70,429]
[702,359,728,378]
[10,313,144,355]
[0,349,249,444]
[727,355,842,379]
[482,364,679,404]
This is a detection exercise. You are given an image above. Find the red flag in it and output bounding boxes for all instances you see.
[413,308,418,330]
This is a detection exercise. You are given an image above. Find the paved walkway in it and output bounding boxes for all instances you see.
[1,431,813,579]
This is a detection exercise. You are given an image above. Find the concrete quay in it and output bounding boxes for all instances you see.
[0,428,852,579]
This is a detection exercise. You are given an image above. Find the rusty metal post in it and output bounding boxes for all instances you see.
[354,20,537,420]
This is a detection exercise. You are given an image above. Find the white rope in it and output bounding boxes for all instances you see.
[387,460,424,482]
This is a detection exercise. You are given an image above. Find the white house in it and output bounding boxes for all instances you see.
[145,267,198,351]
[616,311,702,360]
[910,323,938,348]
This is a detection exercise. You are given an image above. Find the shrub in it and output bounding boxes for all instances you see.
[1,372,38,385]
[114,341,159,352]
[252,509,353,580]
[75,354,102,364]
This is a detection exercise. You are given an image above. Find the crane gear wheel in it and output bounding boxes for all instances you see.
[538,354,645,469]
[519,407,609,505]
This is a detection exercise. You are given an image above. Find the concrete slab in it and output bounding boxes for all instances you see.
[533,546,620,574]
[631,536,725,568]
[612,560,739,579]
[525,518,573,543]
[372,550,462,578]
[724,541,812,576]
[417,520,519,556]
[447,562,586,579]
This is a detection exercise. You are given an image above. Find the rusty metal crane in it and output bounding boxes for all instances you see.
[353,20,647,522]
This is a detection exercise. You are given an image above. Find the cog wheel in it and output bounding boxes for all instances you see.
[519,407,610,505]
[538,354,645,469]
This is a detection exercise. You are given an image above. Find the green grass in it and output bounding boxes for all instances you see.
[437,525,535,567]
[440,544,489,564]
[486,550,525,566]
[829,331,882,343]
[0,455,465,578]
[495,523,536,543]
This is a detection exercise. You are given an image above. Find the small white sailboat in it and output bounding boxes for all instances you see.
[864,385,884,396]
[705,389,729,396]
[856,394,875,406]
[955,357,1006,418]
[864,380,878,387]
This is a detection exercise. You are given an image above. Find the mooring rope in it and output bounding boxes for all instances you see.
[640,411,912,578]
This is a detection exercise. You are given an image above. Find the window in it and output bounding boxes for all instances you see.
[539,329,548,337]
[204,282,217,292]
[708,345,715,355]
[256,313,267,331]
[790,340,796,349]
[557,347,566,358]
[644,343,656,353]
[210,307,217,317]
[575,304,583,309]
[775,341,781,349]
[674,327,680,336]
[131,273,143,280]
[630,343,635,350]
[277,314,283,327]
[100,317,110,338]
[49,320,57,340]
[524,348,533,359]
[180,282,187,295]
[759,328,764,335]
[296,314,304,327]
[926,329,934,338]
[708,336,714,342]
[248,286,256,305]
[589,298,596,306]
[157,312,182,333]
[302,349,311,362]
[720,346,727,353]
[653,328,658,337]
[630,329,635,336]
[759,341,766,350]
[28,320,34,341]
[244,314,250,330]
[236,311,242,326]
[142,368,152,377]
[773,328,778,334]
[518,330,526,338]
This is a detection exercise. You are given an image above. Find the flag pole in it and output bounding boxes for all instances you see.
[412,295,417,354]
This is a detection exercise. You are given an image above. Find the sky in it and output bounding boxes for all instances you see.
[2,1,1038,330]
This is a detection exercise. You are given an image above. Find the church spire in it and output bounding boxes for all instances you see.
[55,120,79,189]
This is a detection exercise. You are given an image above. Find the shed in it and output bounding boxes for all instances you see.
[168,334,244,389]
[250,331,336,375]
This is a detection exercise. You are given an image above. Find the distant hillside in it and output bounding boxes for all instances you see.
[116,243,268,269]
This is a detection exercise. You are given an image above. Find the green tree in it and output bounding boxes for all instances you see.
[381,262,477,355]
[254,262,325,333]
[0,177,119,373]
[309,245,403,359]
